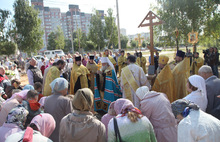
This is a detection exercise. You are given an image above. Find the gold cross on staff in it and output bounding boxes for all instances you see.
[134,34,145,51]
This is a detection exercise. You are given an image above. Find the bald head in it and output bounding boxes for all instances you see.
[198,65,213,80]
[0,66,5,75]
[29,58,37,66]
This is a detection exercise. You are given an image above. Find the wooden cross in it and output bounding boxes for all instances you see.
[138,11,163,65]
[135,34,145,52]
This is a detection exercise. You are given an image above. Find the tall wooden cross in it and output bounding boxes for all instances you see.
[135,34,145,51]
[138,11,163,65]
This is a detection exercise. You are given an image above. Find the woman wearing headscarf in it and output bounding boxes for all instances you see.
[101,102,116,137]
[23,84,35,90]
[183,75,207,111]
[0,90,28,126]
[6,113,55,142]
[0,106,28,142]
[135,86,177,142]
[108,98,156,142]
[171,99,220,142]
[59,88,106,142]
[44,78,73,142]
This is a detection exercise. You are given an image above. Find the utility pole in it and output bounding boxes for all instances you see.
[70,27,74,54]
[75,9,81,51]
[116,0,121,49]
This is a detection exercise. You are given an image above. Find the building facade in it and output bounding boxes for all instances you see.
[31,0,100,50]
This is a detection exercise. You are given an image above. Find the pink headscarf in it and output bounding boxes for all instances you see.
[114,98,141,115]
[101,102,116,136]
[3,90,29,105]
[30,113,56,137]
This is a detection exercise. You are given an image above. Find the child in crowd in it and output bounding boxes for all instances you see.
[21,90,41,128]
[34,82,44,102]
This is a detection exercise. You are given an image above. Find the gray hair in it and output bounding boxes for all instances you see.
[198,65,213,74]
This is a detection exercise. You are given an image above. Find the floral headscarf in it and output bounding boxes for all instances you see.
[114,98,141,115]
[6,106,29,130]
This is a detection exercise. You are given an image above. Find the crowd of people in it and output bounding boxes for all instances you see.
[0,47,220,142]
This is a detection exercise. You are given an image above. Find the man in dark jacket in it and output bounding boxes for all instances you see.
[199,65,220,120]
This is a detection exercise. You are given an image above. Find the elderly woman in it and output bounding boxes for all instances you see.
[183,75,207,111]
[44,78,73,142]
[135,86,177,142]
[171,99,220,142]
[0,90,28,126]
[6,113,55,142]
[108,98,156,142]
[0,106,29,142]
[59,88,106,142]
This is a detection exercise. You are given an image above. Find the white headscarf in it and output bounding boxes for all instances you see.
[188,75,207,98]
[50,78,68,93]
[135,86,150,100]
[100,57,116,73]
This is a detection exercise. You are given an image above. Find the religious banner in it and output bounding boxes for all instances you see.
[188,30,198,44]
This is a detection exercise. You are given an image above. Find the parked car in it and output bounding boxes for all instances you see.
[43,50,65,59]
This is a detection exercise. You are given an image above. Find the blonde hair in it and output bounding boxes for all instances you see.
[127,111,142,123]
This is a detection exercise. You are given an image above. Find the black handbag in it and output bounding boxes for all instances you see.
[113,117,124,142]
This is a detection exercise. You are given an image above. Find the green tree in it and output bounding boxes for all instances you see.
[131,40,137,48]
[47,26,65,50]
[14,0,44,54]
[142,41,146,48]
[63,39,71,53]
[0,10,17,56]
[120,34,128,49]
[155,0,219,48]
[88,10,105,52]
[104,8,118,48]
[0,41,16,56]
[74,29,87,51]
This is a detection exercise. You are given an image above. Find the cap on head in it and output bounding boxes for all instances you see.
[159,55,169,65]
[176,50,185,59]
[75,56,81,61]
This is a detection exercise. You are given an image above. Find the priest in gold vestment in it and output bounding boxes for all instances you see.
[118,50,127,77]
[172,56,190,100]
[137,52,147,74]
[191,52,204,75]
[152,55,175,102]
[70,56,90,95]
[121,55,150,108]
[86,55,98,93]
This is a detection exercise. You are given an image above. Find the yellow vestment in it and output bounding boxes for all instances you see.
[70,63,90,95]
[172,57,190,100]
[191,57,204,75]
[118,56,127,77]
[86,62,98,93]
[152,64,175,102]
[43,66,60,96]
[137,57,147,74]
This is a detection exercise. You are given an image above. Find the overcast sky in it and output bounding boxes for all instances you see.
[0,0,158,35]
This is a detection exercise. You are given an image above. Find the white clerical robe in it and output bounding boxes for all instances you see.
[120,63,150,108]
[178,110,220,142]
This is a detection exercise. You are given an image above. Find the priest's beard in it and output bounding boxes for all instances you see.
[101,65,108,72]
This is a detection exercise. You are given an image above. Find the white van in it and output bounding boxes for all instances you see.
[44,50,65,59]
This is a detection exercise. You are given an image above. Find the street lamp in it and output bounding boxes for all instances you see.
[116,0,121,49]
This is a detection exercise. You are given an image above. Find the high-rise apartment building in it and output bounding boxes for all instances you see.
[31,0,102,50]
